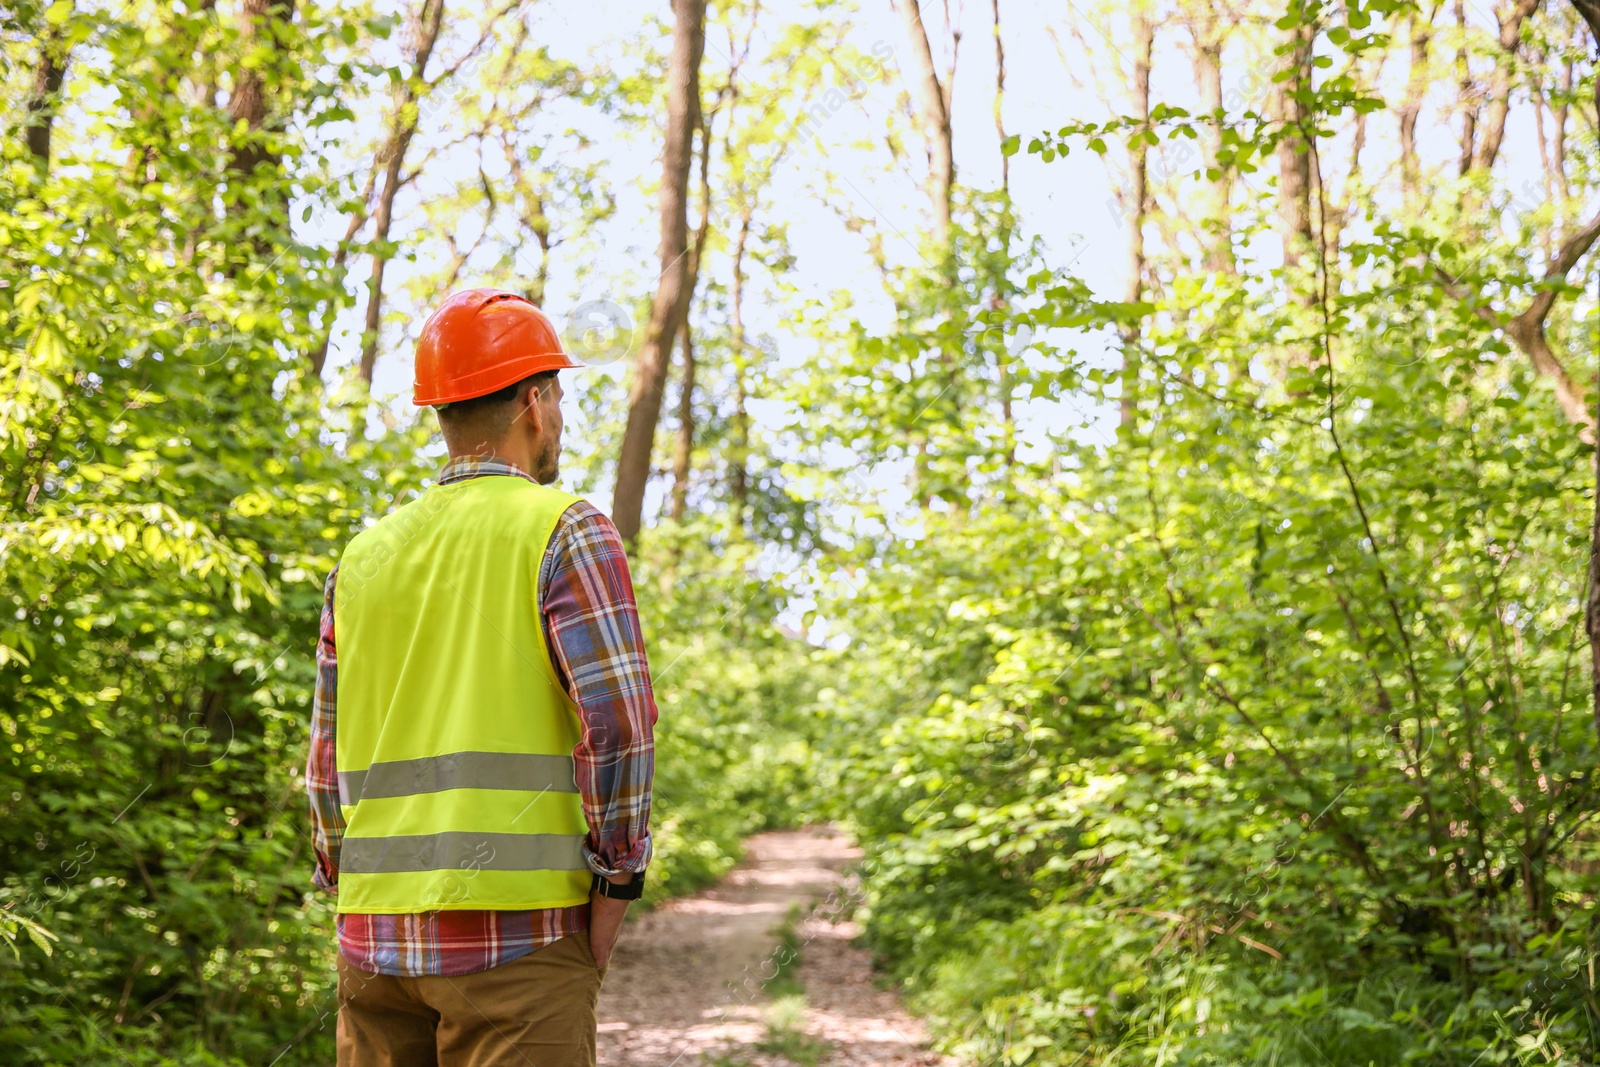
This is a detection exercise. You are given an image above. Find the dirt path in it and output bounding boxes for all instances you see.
[597,827,954,1067]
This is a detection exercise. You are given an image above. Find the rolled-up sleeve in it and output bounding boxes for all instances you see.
[540,503,658,878]
[307,566,344,890]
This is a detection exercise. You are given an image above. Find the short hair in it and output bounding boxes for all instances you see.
[434,370,558,437]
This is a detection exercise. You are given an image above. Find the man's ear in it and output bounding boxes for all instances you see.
[515,379,545,430]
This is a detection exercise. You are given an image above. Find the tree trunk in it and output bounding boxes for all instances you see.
[1119,6,1152,432]
[227,0,294,175]
[1276,13,1314,273]
[529,216,553,305]
[358,254,391,385]
[891,0,954,246]
[1455,0,1478,175]
[611,0,706,545]
[729,210,752,529]
[992,0,1008,193]
[670,325,696,523]
[1188,23,1231,272]
[24,21,69,168]
[226,0,298,246]
[523,192,553,307]
[1568,4,1600,746]
[670,90,716,526]
[505,135,554,307]
[1533,81,1554,258]
[122,3,214,187]
[1590,414,1600,749]
[1398,8,1433,203]
[1551,58,1571,201]
[895,0,960,457]
[1575,1,1600,86]
[357,0,446,386]
[1470,0,1541,173]
[308,166,378,377]
[1575,1,1600,116]
[1588,224,1600,749]
[1323,107,1366,266]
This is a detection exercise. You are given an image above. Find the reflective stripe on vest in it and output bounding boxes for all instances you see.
[333,475,590,914]
[341,832,587,874]
[337,752,580,806]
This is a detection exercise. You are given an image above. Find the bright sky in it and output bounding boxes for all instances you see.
[301,0,1559,502]
[313,0,1131,449]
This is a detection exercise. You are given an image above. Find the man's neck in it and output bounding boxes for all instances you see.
[447,441,534,473]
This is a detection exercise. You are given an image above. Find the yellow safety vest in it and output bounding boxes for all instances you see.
[332,474,590,914]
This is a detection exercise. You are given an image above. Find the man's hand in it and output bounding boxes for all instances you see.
[589,874,633,969]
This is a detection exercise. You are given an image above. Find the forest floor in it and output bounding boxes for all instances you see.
[596,826,954,1067]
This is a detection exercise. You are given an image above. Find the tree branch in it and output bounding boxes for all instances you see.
[1435,208,1600,440]
[1521,208,1600,325]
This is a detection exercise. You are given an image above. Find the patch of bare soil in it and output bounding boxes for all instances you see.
[596,827,954,1067]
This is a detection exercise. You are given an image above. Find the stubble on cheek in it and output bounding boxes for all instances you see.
[538,435,561,485]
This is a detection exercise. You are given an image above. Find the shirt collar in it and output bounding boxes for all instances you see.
[438,455,538,486]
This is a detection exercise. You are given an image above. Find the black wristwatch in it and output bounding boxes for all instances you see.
[592,870,645,901]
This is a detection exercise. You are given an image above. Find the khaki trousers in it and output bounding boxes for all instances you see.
[336,933,607,1067]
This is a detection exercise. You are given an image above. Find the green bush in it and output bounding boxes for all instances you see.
[824,230,1600,1064]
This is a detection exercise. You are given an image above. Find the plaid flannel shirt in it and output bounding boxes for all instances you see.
[307,456,657,976]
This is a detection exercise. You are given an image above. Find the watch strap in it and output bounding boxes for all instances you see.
[592,870,645,901]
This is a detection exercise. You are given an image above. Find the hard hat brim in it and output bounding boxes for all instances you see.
[413,350,584,406]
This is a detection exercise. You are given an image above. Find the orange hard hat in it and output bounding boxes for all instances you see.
[413,288,582,406]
